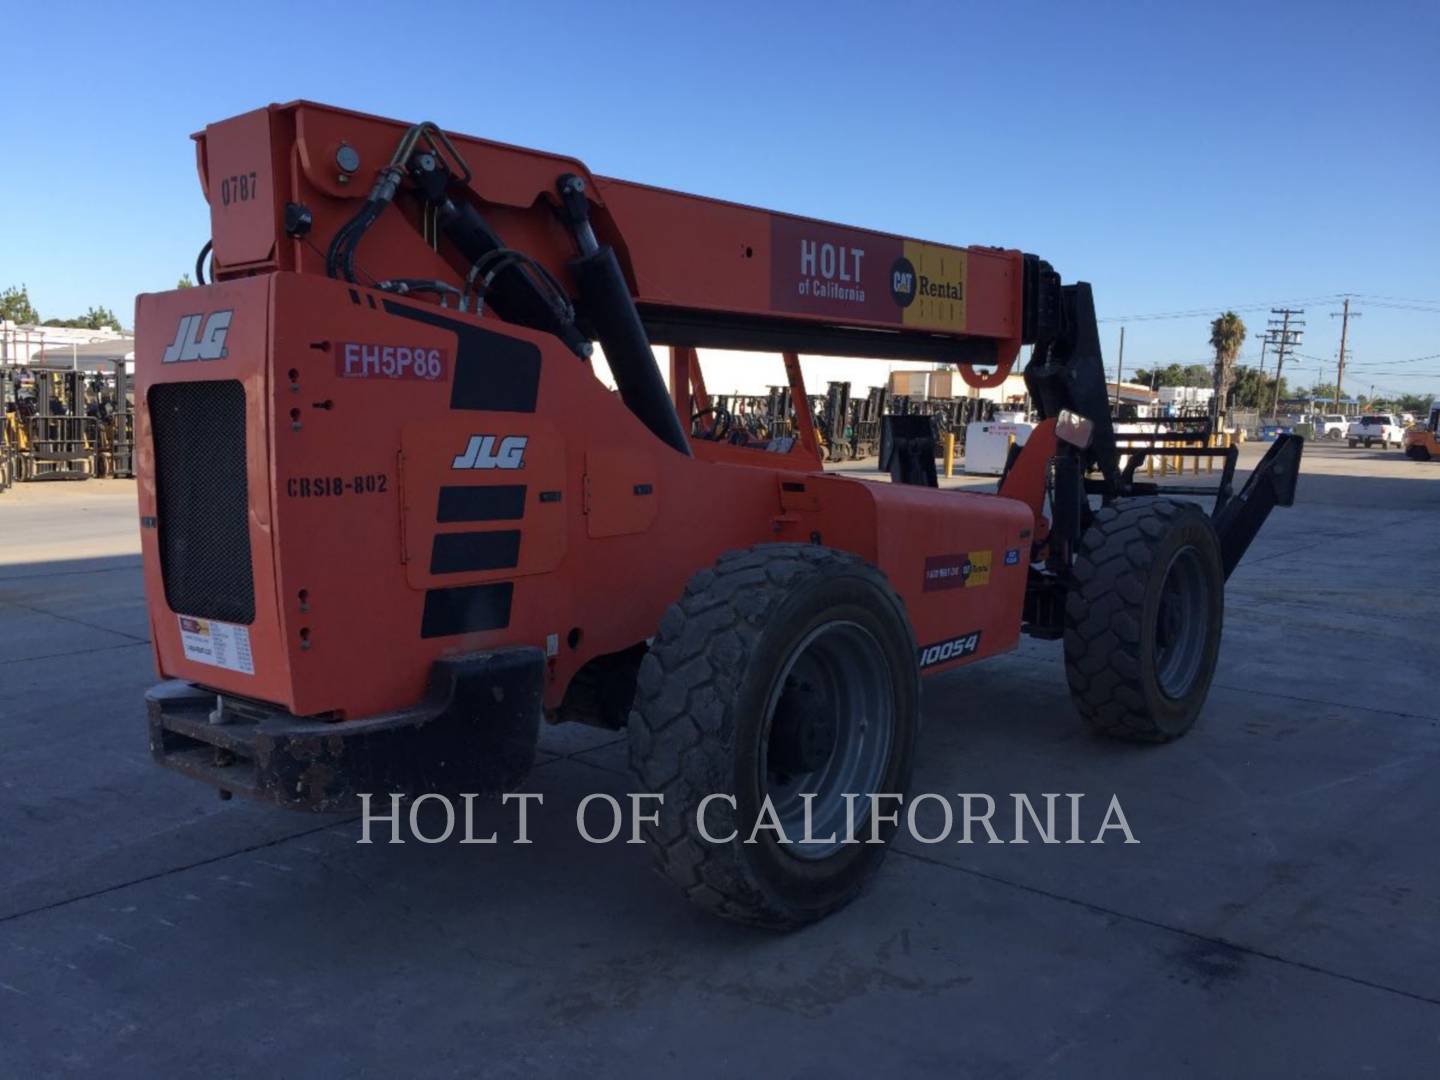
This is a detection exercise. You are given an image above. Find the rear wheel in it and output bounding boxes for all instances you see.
[629,544,919,929]
[1064,498,1224,742]
[1407,444,1431,461]
[1348,439,1358,448]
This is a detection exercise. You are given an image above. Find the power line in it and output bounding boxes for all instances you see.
[1339,352,1440,371]
[1348,293,1440,305]
[1096,294,1345,323]
[1351,301,1440,314]
[1098,291,1440,324]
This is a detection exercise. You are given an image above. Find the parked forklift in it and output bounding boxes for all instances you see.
[89,360,135,478]
[134,102,1302,928]
[0,360,134,482]
[0,368,16,493]
[11,367,96,481]
[1403,401,1439,462]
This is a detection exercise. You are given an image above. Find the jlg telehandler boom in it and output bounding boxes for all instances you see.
[136,102,1301,927]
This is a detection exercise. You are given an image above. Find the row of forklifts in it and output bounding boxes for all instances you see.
[711,380,1002,464]
[0,355,1118,494]
[0,361,134,492]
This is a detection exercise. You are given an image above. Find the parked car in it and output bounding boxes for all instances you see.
[1347,414,1405,449]
[1316,414,1349,439]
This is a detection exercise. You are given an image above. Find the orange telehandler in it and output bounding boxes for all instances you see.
[135,102,1302,927]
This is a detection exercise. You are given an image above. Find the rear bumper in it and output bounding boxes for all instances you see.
[147,647,544,812]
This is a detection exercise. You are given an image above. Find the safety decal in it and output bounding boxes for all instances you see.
[922,550,992,592]
[177,616,255,675]
[918,630,982,669]
[1004,548,1021,566]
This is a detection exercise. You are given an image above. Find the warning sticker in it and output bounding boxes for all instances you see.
[177,616,255,675]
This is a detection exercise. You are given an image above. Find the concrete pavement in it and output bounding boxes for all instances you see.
[1,445,1437,1076]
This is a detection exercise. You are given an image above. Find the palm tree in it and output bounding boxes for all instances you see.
[1209,311,1247,428]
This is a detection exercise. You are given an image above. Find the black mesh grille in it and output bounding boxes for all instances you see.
[148,381,255,624]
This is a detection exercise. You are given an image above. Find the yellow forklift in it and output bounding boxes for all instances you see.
[1403,401,1440,462]
[89,360,135,478]
[0,366,17,492]
[12,366,96,481]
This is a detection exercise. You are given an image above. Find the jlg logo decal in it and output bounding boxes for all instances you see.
[452,435,528,470]
[162,310,233,363]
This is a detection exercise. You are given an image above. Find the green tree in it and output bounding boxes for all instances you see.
[42,305,123,331]
[1398,392,1437,413]
[1228,366,1287,410]
[176,274,194,289]
[1133,362,1214,388]
[0,284,40,324]
[1209,312,1247,425]
[1298,382,1339,401]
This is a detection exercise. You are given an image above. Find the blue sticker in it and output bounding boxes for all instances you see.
[1004,548,1021,566]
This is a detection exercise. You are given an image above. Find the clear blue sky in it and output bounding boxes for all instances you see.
[4,0,1437,396]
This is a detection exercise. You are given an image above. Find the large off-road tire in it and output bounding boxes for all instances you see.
[629,543,919,929]
[1064,498,1224,743]
[1407,443,1431,461]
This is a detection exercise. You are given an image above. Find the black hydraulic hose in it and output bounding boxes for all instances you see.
[195,240,212,286]
[570,245,691,456]
[327,199,381,282]
[553,173,690,455]
[324,214,358,279]
[326,164,405,282]
[341,204,384,283]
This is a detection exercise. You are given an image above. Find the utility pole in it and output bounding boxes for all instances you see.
[1265,308,1305,418]
[1112,326,1125,409]
[1329,298,1361,412]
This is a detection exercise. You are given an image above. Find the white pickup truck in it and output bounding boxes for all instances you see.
[1347,414,1405,449]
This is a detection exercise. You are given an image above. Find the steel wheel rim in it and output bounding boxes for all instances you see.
[1154,545,1209,698]
[762,620,895,860]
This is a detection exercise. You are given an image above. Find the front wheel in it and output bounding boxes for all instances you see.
[629,544,920,929]
[1064,498,1225,742]
[1348,439,1359,448]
